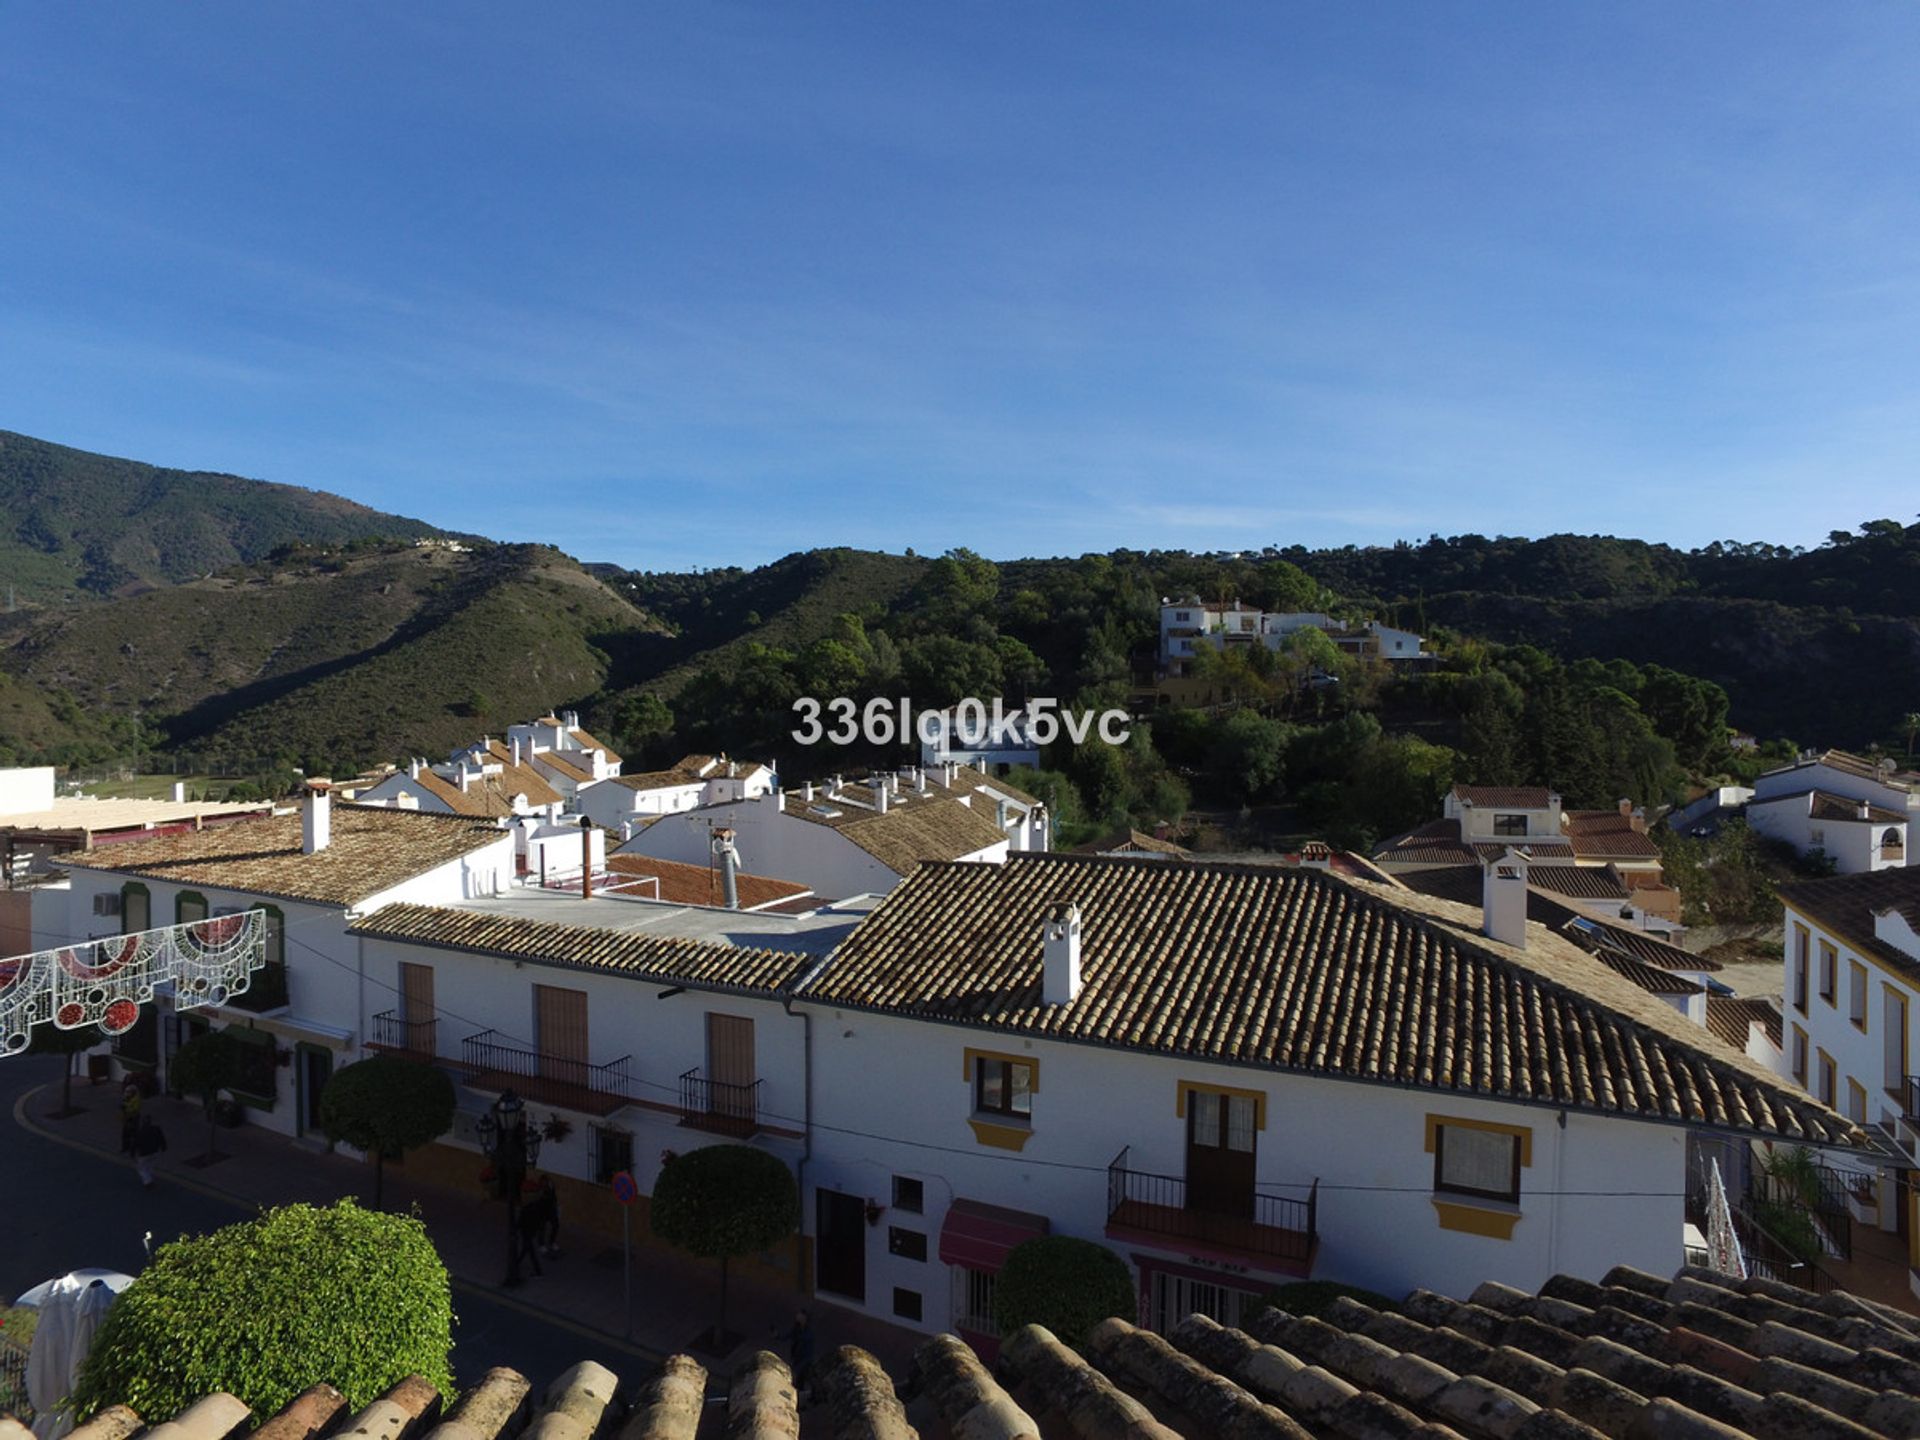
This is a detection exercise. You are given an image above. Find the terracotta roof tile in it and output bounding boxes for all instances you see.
[59,1264,1920,1440]
[531,750,590,783]
[1071,828,1191,857]
[62,806,505,908]
[790,793,1007,873]
[566,727,621,764]
[1705,996,1783,1052]
[1778,867,1920,981]
[348,902,810,994]
[807,853,1854,1145]
[602,853,810,910]
[1452,784,1556,809]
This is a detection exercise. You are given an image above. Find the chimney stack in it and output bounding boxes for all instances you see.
[172,780,187,803]
[303,781,333,855]
[875,779,890,814]
[1482,849,1529,949]
[802,781,815,803]
[713,827,741,910]
[1617,798,1632,818]
[581,817,594,900]
[1858,799,1871,821]
[1043,903,1083,1005]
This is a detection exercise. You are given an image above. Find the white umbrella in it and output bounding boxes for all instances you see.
[13,1270,133,1309]
[21,1273,134,1440]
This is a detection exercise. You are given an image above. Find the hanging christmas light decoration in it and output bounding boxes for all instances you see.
[0,910,267,1056]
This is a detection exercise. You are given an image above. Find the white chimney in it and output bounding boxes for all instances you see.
[803,781,815,803]
[1483,849,1529,949]
[916,768,929,794]
[774,788,785,813]
[512,738,523,766]
[1043,903,1082,1005]
[459,767,472,792]
[875,781,890,814]
[303,782,333,855]
[172,781,187,803]
[1858,800,1872,821]
[409,757,423,780]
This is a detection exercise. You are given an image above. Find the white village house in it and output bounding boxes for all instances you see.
[48,790,514,1141]
[1747,749,1914,874]
[1158,598,1427,677]
[353,744,567,822]
[612,764,1044,898]
[572,754,776,834]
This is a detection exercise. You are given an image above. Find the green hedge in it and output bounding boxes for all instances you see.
[992,1236,1136,1345]
[70,1201,453,1421]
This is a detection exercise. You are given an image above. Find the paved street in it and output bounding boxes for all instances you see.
[2,1056,666,1397]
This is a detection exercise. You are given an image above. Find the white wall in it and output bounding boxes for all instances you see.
[356,934,808,1190]
[1748,796,1903,874]
[0,767,57,816]
[575,779,709,830]
[617,798,913,896]
[1783,901,1917,1141]
[798,1008,1686,1334]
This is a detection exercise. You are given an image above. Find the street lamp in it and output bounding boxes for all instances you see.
[476,1089,542,1288]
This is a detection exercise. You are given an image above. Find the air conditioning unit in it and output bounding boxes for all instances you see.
[92,894,122,918]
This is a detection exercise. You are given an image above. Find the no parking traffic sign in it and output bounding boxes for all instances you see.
[610,1170,639,1205]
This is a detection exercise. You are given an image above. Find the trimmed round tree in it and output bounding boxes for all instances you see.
[650,1144,797,1347]
[169,1027,245,1162]
[992,1236,1136,1345]
[69,1200,453,1422]
[319,1055,456,1207]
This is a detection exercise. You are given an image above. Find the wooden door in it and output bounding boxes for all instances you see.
[1185,1089,1257,1219]
[399,962,435,1052]
[816,1189,867,1300]
[706,1013,756,1124]
[299,1046,332,1136]
[535,984,589,1088]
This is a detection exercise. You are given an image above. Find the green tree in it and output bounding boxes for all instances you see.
[29,1020,105,1118]
[1209,710,1289,801]
[609,692,675,764]
[70,1201,453,1422]
[651,1145,798,1344]
[170,1028,245,1163]
[319,1055,456,1208]
[992,1236,1136,1345]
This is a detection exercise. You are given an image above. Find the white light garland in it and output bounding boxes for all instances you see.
[0,910,268,1055]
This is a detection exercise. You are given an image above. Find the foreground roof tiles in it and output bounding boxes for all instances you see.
[62,807,504,908]
[348,902,810,995]
[48,1265,1920,1440]
[808,853,1853,1145]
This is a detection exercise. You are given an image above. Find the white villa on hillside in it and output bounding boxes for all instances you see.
[1158,598,1426,677]
[1748,749,1914,873]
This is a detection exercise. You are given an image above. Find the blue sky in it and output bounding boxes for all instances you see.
[3,5,1917,571]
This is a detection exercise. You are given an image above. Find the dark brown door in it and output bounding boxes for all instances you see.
[816,1189,866,1300]
[706,1013,755,1122]
[1186,1089,1257,1219]
[301,1047,332,1135]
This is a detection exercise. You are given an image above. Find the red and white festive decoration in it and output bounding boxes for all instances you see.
[0,910,267,1055]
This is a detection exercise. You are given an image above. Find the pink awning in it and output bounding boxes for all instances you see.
[939,1198,1049,1271]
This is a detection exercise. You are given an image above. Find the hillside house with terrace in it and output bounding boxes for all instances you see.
[572,753,775,835]
[612,764,1042,897]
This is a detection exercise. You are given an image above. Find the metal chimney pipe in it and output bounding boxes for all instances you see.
[581,819,593,900]
[713,827,741,910]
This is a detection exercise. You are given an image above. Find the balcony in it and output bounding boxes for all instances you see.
[1105,1147,1317,1274]
[227,961,289,1015]
[677,1067,763,1137]
[459,1029,633,1116]
[368,1009,439,1059]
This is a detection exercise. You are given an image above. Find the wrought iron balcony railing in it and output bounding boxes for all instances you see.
[1105,1145,1317,1268]
[369,1009,439,1057]
[678,1067,764,1136]
[459,1029,633,1114]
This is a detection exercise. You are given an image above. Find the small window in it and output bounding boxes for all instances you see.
[892,1176,925,1214]
[1850,962,1869,1031]
[121,883,151,935]
[177,891,209,926]
[1792,932,1809,1014]
[888,1227,927,1262]
[974,1057,1033,1119]
[1492,814,1528,837]
[1818,943,1837,1006]
[592,1126,633,1184]
[260,905,286,967]
[1433,1123,1521,1204]
[1848,1079,1869,1123]
[953,1265,995,1333]
[892,1287,922,1322]
[1791,1025,1809,1083]
[1817,1051,1837,1108]
[92,893,122,918]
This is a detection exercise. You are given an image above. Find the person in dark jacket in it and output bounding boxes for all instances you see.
[134,1116,166,1187]
[514,1187,548,1277]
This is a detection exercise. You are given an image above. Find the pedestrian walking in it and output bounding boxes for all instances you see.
[533,1176,562,1257]
[788,1308,817,1396]
[119,1082,142,1157]
[514,1190,546,1277]
[134,1116,166,1187]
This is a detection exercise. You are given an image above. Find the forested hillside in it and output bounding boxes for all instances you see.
[0,430,457,602]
